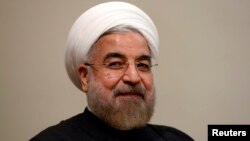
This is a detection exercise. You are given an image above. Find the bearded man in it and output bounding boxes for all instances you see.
[30,2,194,141]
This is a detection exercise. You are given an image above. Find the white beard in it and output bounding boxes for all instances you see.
[87,78,155,130]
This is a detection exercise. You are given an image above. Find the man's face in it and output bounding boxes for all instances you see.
[81,32,155,130]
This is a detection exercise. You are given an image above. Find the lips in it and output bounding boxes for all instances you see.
[115,92,144,98]
[113,85,146,99]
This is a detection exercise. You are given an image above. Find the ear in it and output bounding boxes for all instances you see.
[77,64,89,93]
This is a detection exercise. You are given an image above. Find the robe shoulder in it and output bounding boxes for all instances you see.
[148,124,194,141]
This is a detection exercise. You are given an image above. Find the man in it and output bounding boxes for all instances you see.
[30,2,194,141]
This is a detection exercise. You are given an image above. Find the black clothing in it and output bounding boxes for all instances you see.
[30,108,194,141]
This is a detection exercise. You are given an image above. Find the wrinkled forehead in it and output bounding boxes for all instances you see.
[88,32,152,62]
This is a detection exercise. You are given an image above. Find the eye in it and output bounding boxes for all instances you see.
[137,62,151,72]
[106,61,126,69]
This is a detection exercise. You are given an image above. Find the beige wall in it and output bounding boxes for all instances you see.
[1,0,250,140]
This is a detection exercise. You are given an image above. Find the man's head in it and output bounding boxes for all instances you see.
[65,2,159,130]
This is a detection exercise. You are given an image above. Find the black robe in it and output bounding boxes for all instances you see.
[30,108,194,141]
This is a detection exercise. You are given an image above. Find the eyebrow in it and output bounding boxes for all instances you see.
[103,52,126,62]
[103,52,152,63]
[136,55,152,63]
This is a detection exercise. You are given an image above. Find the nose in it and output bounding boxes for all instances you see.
[122,63,141,85]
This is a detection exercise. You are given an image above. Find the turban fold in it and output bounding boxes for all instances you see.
[65,1,159,91]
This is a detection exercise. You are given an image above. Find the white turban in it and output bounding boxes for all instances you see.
[65,1,159,91]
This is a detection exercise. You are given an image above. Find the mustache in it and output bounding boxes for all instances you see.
[113,85,146,97]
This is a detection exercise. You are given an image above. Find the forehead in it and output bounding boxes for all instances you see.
[90,32,151,61]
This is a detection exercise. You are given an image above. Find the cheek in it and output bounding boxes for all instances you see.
[142,76,154,92]
[97,74,119,88]
[94,72,120,90]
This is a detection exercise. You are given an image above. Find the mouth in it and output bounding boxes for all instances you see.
[115,93,144,99]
